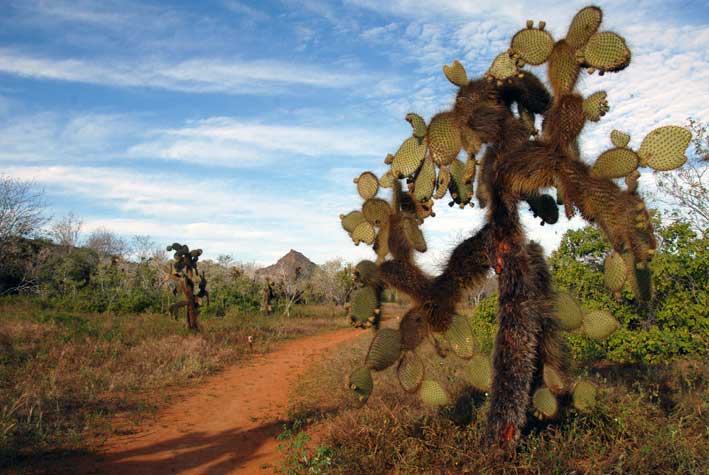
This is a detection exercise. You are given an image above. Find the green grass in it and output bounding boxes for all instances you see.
[285,313,709,474]
[0,298,347,471]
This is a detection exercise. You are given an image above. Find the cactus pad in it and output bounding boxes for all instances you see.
[352,221,376,246]
[444,314,476,359]
[637,126,691,171]
[399,308,426,350]
[577,32,630,72]
[348,367,373,406]
[350,285,379,326]
[365,328,402,371]
[623,252,653,302]
[401,216,427,252]
[392,137,427,178]
[548,40,580,95]
[362,198,391,227]
[397,351,425,393]
[565,6,602,49]
[462,154,477,185]
[510,25,554,65]
[449,158,474,208]
[414,156,437,202]
[355,171,379,200]
[406,113,428,142]
[572,380,597,411]
[443,59,468,86]
[582,91,609,122]
[554,292,583,331]
[427,112,462,166]
[419,380,450,406]
[543,365,566,394]
[581,309,620,340]
[379,170,396,188]
[340,210,365,233]
[591,148,639,178]
[603,251,627,292]
[610,130,631,148]
[467,354,492,392]
[486,52,521,84]
[532,387,558,419]
[354,260,379,287]
[433,166,451,200]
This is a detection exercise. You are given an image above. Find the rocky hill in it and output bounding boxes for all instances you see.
[254,249,317,282]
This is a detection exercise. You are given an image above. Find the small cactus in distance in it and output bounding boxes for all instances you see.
[164,242,208,330]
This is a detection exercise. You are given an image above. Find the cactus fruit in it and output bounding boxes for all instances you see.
[351,221,376,246]
[379,170,396,188]
[543,365,566,394]
[603,251,627,292]
[581,309,620,340]
[443,59,468,86]
[527,194,559,225]
[350,285,379,326]
[392,137,427,177]
[362,198,391,227]
[348,367,374,405]
[532,387,558,419]
[433,166,451,200]
[406,113,428,142]
[610,129,631,148]
[365,328,403,370]
[340,210,365,233]
[427,112,463,166]
[577,32,631,73]
[554,292,583,331]
[637,126,691,171]
[486,52,522,84]
[582,91,609,122]
[443,314,476,359]
[565,6,602,49]
[467,355,492,392]
[355,171,379,200]
[592,147,639,178]
[510,23,554,65]
[397,351,425,393]
[414,156,437,202]
[419,380,450,406]
[572,380,597,411]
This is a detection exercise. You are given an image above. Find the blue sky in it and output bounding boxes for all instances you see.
[1,0,707,269]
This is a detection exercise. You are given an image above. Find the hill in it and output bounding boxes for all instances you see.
[254,249,317,282]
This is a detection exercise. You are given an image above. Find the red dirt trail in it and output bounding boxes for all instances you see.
[76,328,359,475]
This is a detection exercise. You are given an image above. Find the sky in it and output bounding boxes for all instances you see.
[1,0,707,270]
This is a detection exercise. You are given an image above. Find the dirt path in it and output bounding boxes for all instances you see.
[76,328,360,475]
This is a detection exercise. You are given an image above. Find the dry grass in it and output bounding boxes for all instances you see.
[0,298,347,470]
[285,307,709,475]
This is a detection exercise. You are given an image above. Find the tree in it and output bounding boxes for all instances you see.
[164,242,208,330]
[310,259,355,306]
[131,234,157,262]
[49,212,83,248]
[0,174,46,243]
[85,227,129,259]
[655,118,708,233]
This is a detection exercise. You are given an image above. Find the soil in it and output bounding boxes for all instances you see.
[74,327,360,475]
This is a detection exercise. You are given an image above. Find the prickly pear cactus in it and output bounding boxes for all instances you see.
[340,5,690,447]
[164,242,208,330]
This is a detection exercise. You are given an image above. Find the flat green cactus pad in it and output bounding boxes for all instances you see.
[466,354,492,392]
[397,351,425,393]
[610,129,631,148]
[603,251,627,292]
[374,226,389,263]
[354,260,379,287]
[355,171,379,200]
[486,52,520,84]
[638,126,691,171]
[350,285,379,325]
[443,314,476,359]
[392,137,427,178]
[414,156,437,202]
[427,112,462,166]
[532,387,558,419]
[433,166,451,200]
[577,31,630,72]
[379,170,395,188]
[565,6,602,49]
[340,210,365,234]
[462,154,477,185]
[352,221,376,246]
[443,59,468,86]
[582,91,609,122]
[348,367,373,406]
[543,365,566,394]
[406,113,427,141]
[591,147,639,178]
[510,25,554,65]
[548,40,581,95]
[572,380,597,411]
[581,309,620,340]
[449,158,474,208]
[362,198,391,227]
[365,328,402,371]
[419,380,449,406]
[554,291,583,331]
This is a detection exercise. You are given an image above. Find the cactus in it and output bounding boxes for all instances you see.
[339,5,690,447]
[348,367,373,406]
[163,242,207,330]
